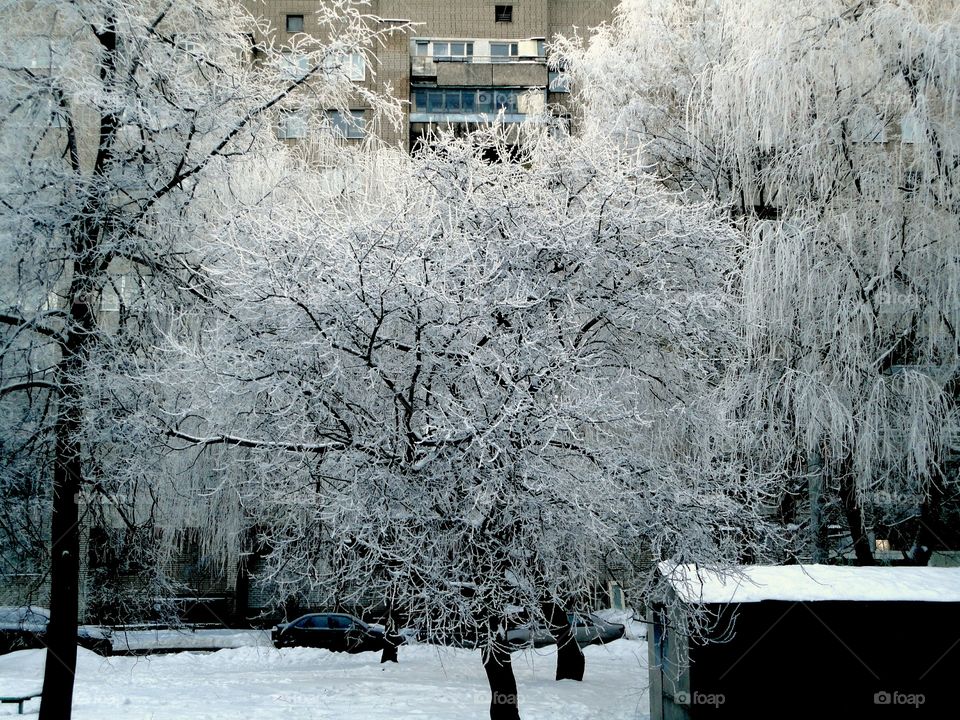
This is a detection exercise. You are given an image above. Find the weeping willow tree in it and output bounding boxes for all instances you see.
[560,0,960,564]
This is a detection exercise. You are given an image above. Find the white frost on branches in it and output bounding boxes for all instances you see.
[157,128,775,641]
[560,0,960,559]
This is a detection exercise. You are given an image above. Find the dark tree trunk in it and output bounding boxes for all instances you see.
[39,276,94,720]
[807,450,830,563]
[380,638,399,663]
[380,604,399,663]
[542,600,584,681]
[906,477,945,566]
[37,422,82,720]
[234,526,264,625]
[839,471,875,566]
[482,632,521,720]
[233,556,250,625]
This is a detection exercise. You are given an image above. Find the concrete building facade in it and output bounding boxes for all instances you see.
[249,1,617,149]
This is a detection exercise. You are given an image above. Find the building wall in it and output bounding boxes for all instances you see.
[548,0,617,40]
[375,0,549,38]
[248,1,616,149]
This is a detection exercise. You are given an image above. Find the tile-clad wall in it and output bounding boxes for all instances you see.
[368,19,412,148]
[547,0,618,42]
[248,1,332,41]
[376,1,549,40]
[545,1,618,126]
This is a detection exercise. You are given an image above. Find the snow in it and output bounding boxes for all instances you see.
[661,563,960,604]
[110,629,271,652]
[0,639,649,719]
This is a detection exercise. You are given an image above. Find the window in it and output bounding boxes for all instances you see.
[99,275,129,312]
[286,15,304,33]
[327,110,366,139]
[8,36,54,69]
[548,69,570,93]
[277,110,308,139]
[415,40,429,56]
[280,51,311,80]
[175,34,203,56]
[324,51,365,81]
[900,114,922,144]
[346,51,366,81]
[495,5,513,22]
[432,41,473,58]
[849,105,886,143]
[412,88,530,115]
[40,96,66,128]
[490,42,519,61]
[492,90,518,113]
[445,92,462,111]
[902,169,923,193]
[608,581,625,610]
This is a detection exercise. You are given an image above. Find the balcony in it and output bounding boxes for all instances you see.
[411,56,547,87]
[410,37,547,85]
[409,87,546,125]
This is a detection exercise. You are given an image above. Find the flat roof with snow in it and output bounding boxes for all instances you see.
[660,562,960,604]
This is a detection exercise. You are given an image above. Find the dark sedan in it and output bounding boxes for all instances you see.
[506,611,626,648]
[0,606,112,656]
[271,613,385,652]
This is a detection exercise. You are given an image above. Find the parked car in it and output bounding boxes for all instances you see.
[506,611,625,648]
[0,606,112,656]
[271,613,385,652]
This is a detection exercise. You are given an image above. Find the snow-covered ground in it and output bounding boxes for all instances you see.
[110,628,271,652]
[0,639,649,719]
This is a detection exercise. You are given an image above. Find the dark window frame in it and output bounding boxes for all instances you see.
[495,5,513,23]
[286,14,304,33]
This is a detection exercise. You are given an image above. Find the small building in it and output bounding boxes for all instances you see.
[649,563,960,719]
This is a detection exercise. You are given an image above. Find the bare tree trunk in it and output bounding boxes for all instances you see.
[233,556,250,625]
[542,599,584,681]
[906,476,944,566]
[807,450,830,563]
[39,280,94,720]
[838,470,875,566]
[380,604,399,664]
[37,423,82,720]
[482,626,521,720]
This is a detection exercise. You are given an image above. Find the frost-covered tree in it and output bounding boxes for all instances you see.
[157,127,774,720]
[560,0,960,564]
[0,1,399,717]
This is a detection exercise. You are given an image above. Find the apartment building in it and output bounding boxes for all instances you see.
[250,1,617,149]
